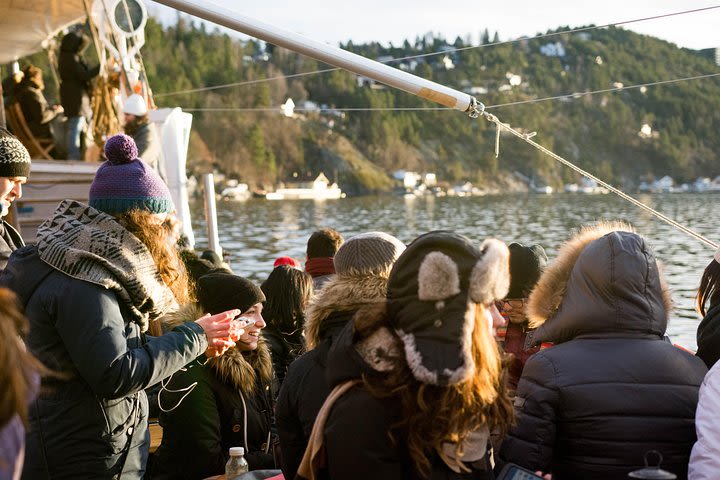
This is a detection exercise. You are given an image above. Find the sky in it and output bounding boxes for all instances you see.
[147,0,719,51]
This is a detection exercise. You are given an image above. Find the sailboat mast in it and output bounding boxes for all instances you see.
[152,0,483,117]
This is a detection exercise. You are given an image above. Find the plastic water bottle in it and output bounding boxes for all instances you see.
[225,446,249,479]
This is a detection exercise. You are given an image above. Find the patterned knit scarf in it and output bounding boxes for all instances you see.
[36,200,178,332]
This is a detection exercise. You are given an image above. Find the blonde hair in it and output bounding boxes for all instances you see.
[355,303,513,477]
[116,210,191,335]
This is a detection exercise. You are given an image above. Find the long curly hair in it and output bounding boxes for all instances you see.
[697,259,720,316]
[116,210,191,305]
[0,288,47,428]
[355,303,514,478]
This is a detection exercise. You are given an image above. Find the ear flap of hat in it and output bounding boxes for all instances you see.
[417,252,461,301]
[469,238,510,304]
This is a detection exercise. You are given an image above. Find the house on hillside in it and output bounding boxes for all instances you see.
[540,42,566,57]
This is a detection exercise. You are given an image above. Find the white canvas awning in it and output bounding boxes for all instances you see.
[0,0,87,64]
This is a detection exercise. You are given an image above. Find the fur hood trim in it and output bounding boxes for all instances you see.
[527,222,673,344]
[162,304,272,394]
[304,273,389,350]
[528,221,635,327]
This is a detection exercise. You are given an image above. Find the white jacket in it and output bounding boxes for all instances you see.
[689,361,720,479]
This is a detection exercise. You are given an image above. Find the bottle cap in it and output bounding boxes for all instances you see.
[229,447,245,456]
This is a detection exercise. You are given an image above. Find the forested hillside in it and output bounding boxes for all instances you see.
[16,17,720,194]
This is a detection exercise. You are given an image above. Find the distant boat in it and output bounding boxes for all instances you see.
[266,172,344,200]
[220,183,251,201]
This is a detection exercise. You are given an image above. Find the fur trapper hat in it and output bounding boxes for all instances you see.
[387,231,509,385]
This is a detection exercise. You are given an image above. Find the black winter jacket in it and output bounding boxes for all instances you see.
[275,310,353,479]
[276,272,390,480]
[0,246,207,479]
[312,321,494,480]
[15,80,57,139]
[498,228,707,480]
[59,32,99,118]
[151,306,275,479]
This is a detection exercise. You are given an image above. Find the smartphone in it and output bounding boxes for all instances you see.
[496,463,547,480]
[233,316,254,327]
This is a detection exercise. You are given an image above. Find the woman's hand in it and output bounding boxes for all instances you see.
[195,309,242,357]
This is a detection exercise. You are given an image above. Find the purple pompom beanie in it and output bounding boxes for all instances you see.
[89,134,174,215]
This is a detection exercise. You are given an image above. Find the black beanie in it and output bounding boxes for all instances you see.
[0,128,31,177]
[507,243,548,298]
[196,272,265,315]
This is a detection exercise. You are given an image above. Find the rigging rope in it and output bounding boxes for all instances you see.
[154,5,720,98]
[482,112,718,249]
[180,71,720,112]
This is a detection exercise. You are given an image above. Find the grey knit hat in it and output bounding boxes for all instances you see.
[0,128,31,177]
[333,231,406,278]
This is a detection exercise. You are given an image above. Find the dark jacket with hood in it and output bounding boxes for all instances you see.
[275,273,388,480]
[498,225,707,480]
[299,319,494,480]
[0,245,207,479]
[59,31,99,119]
[15,78,57,139]
[151,305,275,479]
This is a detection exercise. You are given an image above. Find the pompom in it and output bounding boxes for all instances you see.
[104,134,139,165]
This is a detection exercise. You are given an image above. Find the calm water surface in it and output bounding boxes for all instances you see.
[190,192,720,350]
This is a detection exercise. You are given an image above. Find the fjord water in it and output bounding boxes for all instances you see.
[190,192,720,350]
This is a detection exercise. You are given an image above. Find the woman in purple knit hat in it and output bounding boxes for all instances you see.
[0,134,243,479]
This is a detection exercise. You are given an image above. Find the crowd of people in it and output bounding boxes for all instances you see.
[0,127,718,480]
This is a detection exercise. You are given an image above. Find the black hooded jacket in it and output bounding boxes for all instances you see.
[498,227,707,480]
[275,273,389,480]
[59,31,99,118]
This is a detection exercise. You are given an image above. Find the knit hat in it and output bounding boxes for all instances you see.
[0,128,31,177]
[123,93,148,116]
[274,256,301,269]
[89,134,173,215]
[334,232,406,277]
[387,231,510,385]
[196,272,266,315]
[507,243,548,298]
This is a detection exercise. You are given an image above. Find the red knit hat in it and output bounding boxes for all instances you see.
[274,256,301,269]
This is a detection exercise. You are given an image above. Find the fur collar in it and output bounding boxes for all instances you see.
[162,304,272,394]
[527,222,673,344]
[304,273,389,350]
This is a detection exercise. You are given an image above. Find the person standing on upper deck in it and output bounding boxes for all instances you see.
[304,227,343,290]
[0,129,30,271]
[59,29,100,161]
[499,222,707,480]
